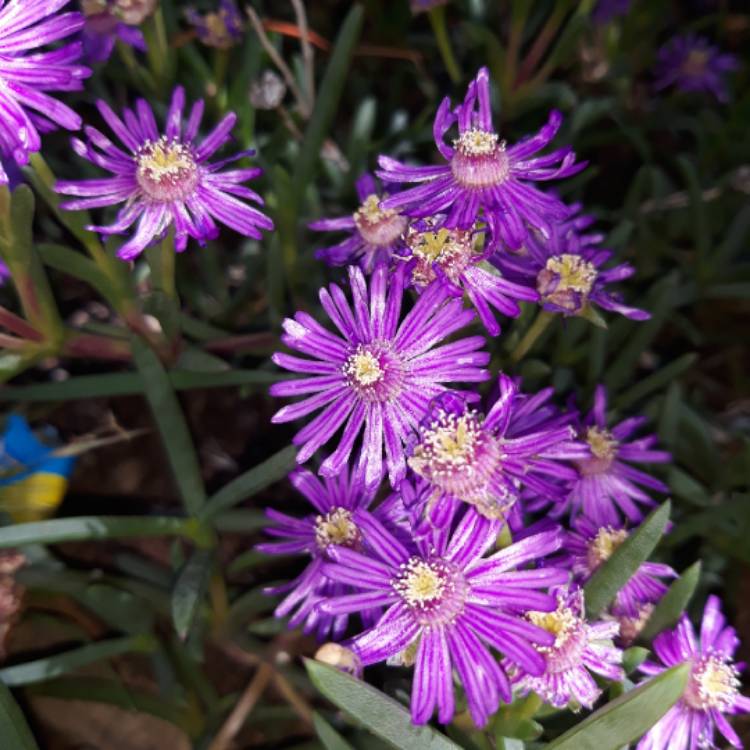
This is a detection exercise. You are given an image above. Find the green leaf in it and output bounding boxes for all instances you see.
[313,712,356,750]
[614,353,698,411]
[546,663,689,750]
[640,561,702,641]
[622,646,649,675]
[305,659,460,750]
[293,5,364,198]
[36,243,120,304]
[0,516,205,549]
[0,369,285,401]
[0,635,156,686]
[171,549,213,640]
[584,502,671,617]
[0,682,40,749]
[131,337,206,515]
[200,446,297,520]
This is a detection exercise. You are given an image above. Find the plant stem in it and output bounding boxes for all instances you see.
[510,310,554,364]
[428,5,462,84]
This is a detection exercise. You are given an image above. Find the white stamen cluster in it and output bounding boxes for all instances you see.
[410,409,482,473]
[407,226,475,286]
[353,195,408,247]
[314,508,359,549]
[586,426,618,461]
[454,128,503,156]
[343,347,384,387]
[587,526,628,570]
[395,559,447,608]
[684,655,741,712]
[136,136,199,201]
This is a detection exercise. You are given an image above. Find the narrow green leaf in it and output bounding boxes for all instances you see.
[26,677,199,737]
[37,243,119,304]
[171,549,213,640]
[546,663,689,750]
[201,446,297,520]
[305,659,460,750]
[0,635,156,686]
[131,337,206,515]
[213,510,267,534]
[0,516,203,549]
[313,712,356,750]
[614,353,698,411]
[293,5,364,198]
[640,561,702,641]
[584,502,671,617]
[622,646,649,675]
[0,369,286,401]
[0,682,39,749]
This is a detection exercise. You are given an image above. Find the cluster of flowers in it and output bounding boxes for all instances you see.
[264,68,748,747]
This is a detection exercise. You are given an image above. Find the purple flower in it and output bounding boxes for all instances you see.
[80,0,147,63]
[56,86,274,259]
[397,218,538,335]
[0,0,90,183]
[257,466,399,641]
[494,204,649,321]
[554,386,671,524]
[637,596,750,750]
[410,0,449,13]
[319,510,569,726]
[592,0,631,24]
[654,34,739,103]
[376,67,584,249]
[405,378,585,527]
[310,173,408,273]
[270,264,490,488]
[185,0,243,50]
[508,586,624,708]
[568,516,675,617]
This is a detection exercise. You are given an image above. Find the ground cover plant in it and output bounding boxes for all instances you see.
[0,1,747,748]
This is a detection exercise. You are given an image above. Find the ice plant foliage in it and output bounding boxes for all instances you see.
[637,596,750,750]
[0,0,90,183]
[270,264,489,488]
[56,86,273,259]
[654,34,739,103]
[510,587,624,708]
[377,67,584,248]
[310,173,408,272]
[320,511,569,726]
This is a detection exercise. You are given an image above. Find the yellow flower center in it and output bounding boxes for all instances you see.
[354,195,394,228]
[412,412,479,470]
[454,129,501,156]
[588,526,628,569]
[529,605,579,649]
[586,426,618,461]
[397,560,446,606]
[314,508,359,549]
[544,254,598,295]
[136,137,198,201]
[344,350,383,387]
[685,656,740,711]
[682,49,710,78]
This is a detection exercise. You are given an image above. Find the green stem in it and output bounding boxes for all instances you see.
[428,5,462,84]
[510,310,554,364]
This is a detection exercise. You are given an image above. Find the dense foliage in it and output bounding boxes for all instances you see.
[0,1,747,749]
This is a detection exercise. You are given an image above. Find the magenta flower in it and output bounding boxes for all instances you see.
[494,204,649,321]
[405,379,585,528]
[568,516,675,617]
[553,386,670,524]
[397,218,537,335]
[258,466,401,641]
[80,0,147,63]
[508,586,624,709]
[56,86,273,259]
[377,67,584,248]
[0,0,90,183]
[309,173,408,273]
[319,510,569,726]
[637,596,750,750]
[270,265,490,488]
[654,34,739,104]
